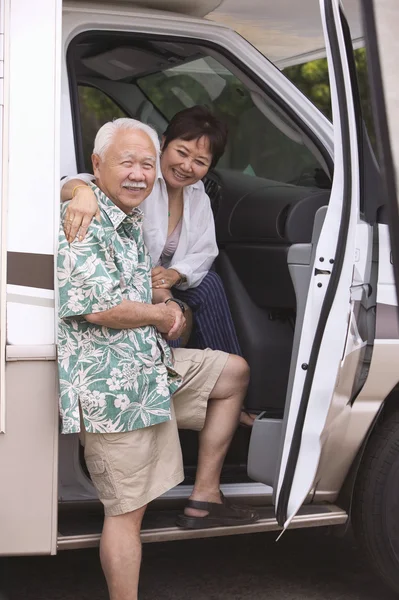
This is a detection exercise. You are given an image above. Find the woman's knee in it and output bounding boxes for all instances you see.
[203,270,224,291]
[193,271,226,309]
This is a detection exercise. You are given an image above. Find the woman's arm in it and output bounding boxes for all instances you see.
[61,175,99,242]
[61,178,88,202]
[170,187,218,290]
[151,266,183,289]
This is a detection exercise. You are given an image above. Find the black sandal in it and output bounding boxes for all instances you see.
[176,493,260,529]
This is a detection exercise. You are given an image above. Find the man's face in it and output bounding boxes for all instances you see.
[92,129,157,213]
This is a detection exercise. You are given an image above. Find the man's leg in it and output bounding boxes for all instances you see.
[83,423,184,599]
[186,354,250,514]
[100,506,147,600]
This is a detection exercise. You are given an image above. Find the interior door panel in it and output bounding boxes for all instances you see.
[221,244,295,309]
[214,168,331,245]
[217,250,294,412]
[211,168,330,413]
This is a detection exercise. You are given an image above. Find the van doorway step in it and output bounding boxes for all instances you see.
[57,503,348,550]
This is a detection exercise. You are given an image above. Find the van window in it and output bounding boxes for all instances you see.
[78,86,127,170]
[138,56,327,187]
[283,47,377,154]
[69,34,331,189]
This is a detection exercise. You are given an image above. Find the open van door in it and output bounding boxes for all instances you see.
[361,0,399,299]
[270,0,373,528]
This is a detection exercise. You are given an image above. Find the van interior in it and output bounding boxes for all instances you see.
[58,31,332,537]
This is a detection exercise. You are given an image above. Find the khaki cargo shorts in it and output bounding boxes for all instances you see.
[80,348,229,517]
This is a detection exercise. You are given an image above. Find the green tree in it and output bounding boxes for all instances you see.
[78,86,126,169]
[283,48,376,150]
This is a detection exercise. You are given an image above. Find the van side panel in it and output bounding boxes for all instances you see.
[0,0,61,555]
[0,362,59,555]
[6,0,60,347]
[0,0,7,433]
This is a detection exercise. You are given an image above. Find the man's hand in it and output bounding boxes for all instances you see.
[165,301,186,340]
[152,266,182,289]
[64,186,100,243]
[154,302,186,340]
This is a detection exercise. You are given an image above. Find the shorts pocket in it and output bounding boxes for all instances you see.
[104,426,159,480]
[85,458,117,500]
[101,431,126,442]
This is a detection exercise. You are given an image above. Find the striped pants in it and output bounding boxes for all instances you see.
[171,270,242,356]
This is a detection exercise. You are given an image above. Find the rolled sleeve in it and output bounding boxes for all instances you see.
[170,187,218,290]
[57,219,122,319]
[169,262,193,290]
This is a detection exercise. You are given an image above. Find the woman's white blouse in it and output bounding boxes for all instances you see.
[61,173,219,290]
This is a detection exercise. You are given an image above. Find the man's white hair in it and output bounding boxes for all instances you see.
[93,118,160,159]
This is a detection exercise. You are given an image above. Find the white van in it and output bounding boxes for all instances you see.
[1,0,399,594]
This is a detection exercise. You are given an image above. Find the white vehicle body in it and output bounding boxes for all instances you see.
[1,0,399,592]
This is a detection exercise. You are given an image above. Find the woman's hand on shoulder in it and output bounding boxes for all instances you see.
[64,186,100,243]
[151,266,181,289]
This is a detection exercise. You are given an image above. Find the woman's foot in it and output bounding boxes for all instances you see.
[240,409,257,428]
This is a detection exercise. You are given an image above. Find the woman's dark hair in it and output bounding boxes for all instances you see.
[162,105,228,170]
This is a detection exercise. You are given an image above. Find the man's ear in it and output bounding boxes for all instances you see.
[92,154,101,177]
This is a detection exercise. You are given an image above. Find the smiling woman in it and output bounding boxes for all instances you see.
[161,137,211,189]
[161,105,227,170]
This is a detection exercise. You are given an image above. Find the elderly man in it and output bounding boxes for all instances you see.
[57,118,256,600]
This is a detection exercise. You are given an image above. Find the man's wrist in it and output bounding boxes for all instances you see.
[165,297,186,314]
[150,303,164,328]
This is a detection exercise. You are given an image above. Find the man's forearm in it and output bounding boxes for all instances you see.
[85,299,161,329]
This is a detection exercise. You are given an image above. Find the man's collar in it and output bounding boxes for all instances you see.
[90,183,142,230]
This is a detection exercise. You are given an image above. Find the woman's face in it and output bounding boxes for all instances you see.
[160,136,212,190]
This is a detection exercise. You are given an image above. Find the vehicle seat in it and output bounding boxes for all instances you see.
[211,170,330,412]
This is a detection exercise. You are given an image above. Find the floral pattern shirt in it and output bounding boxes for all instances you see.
[57,183,182,434]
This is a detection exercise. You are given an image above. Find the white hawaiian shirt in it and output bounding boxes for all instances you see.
[57,183,182,434]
